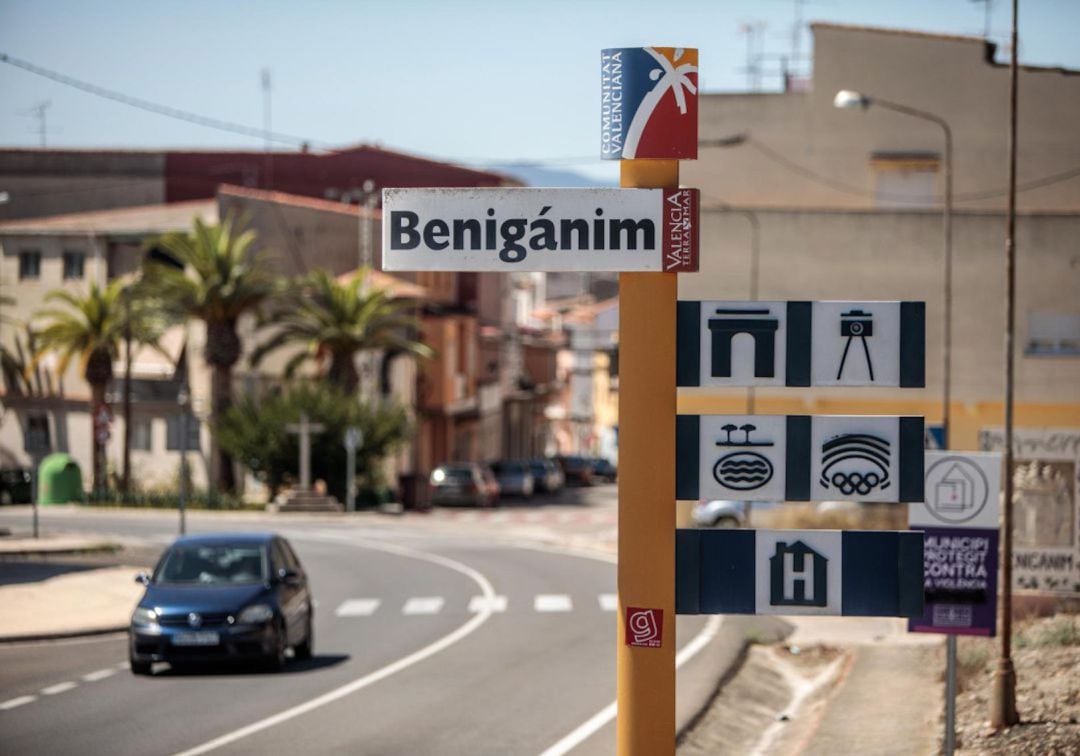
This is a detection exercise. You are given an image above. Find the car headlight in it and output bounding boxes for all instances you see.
[131,607,158,626]
[237,604,274,624]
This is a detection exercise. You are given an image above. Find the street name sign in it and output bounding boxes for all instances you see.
[676,300,925,388]
[677,414,925,503]
[381,187,699,273]
[676,528,924,617]
[909,451,1002,637]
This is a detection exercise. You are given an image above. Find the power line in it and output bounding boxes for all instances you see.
[0,52,319,147]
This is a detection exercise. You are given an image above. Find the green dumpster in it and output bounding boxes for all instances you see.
[38,453,84,504]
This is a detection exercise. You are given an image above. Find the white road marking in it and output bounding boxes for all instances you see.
[82,668,117,682]
[0,695,37,711]
[334,599,381,617]
[117,662,130,670]
[41,681,77,695]
[538,615,725,756]
[534,594,572,612]
[173,535,498,756]
[598,593,618,611]
[468,595,507,613]
[402,597,444,615]
[488,512,510,523]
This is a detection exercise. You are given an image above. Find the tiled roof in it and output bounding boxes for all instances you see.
[336,268,428,300]
[0,199,216,236]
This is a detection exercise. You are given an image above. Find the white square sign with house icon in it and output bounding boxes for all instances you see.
[754,530,843,615]
[909,451,1002,530]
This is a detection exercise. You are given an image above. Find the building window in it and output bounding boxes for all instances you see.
[24,413,51,454]
[165,414,200,451]
[62,250,85,280]
[131,417,152,451]
[19,250,41,280]
[1026,311,1080,356]
[870,152,939,209]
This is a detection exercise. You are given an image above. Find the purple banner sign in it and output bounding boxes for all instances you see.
[909,527,999,637]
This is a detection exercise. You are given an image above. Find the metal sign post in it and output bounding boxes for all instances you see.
[344,426,362,513]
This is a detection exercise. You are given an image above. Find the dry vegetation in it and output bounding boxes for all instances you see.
[760,503,908,531]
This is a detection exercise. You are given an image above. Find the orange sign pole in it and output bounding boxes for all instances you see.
[616,158,679,755]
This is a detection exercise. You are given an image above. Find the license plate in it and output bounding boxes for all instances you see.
[172,631,220,646]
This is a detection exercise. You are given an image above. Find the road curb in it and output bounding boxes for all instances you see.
[0,625,128,644]
[0,542,121,558]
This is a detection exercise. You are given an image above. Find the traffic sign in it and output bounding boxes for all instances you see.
[909,451,1002,637]
[676,528,924,617]
[676,414,925,503]
[676,300,925,388]
[381,187,699,272]
[601,47,698,160]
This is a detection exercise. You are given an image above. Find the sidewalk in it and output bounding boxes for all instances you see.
[0,565,142,641]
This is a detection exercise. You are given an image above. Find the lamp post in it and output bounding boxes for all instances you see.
[835,88,958,754]
[834,89,954,448]
[177,382,189,536]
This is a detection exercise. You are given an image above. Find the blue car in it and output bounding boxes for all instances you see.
[129,533,313,675]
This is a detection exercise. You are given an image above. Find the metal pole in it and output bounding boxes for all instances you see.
[178,384,188,536]
[31,456,39,539]
[991,0,1020,730]
[617,159,677,756]
[122,288,133,495]
[346,446,356,513]
[945,634,958,754]
[942,123,953,448]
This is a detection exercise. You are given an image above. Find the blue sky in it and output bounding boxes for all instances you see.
[1,0,1077,183]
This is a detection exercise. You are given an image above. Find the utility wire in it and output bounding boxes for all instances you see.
[3,51,1079,202]
[0,51,319,147]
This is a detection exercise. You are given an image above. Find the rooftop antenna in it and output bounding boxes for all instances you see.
[738,21,767,91]
[261,67,273,188]
[21,100,51,147]
[971,0,994,38]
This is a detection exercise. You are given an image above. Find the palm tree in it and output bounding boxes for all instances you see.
[146,214,275,491]
[250,269,432,393]
[33,280,163,492]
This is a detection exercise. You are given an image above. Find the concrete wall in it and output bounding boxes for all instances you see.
[0,151,165,221]
[678,208,1080,451]
[685,24,1080,212]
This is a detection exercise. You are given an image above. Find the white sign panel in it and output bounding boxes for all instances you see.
[909,452,1003,530]
[382,187,699,273]
[754,529,843,615]
[676,300,925,388]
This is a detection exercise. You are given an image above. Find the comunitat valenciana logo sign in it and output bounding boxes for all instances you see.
[601,47,698,160]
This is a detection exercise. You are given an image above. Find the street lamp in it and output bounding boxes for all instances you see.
[177,382,189,536]
[834,89,954,448]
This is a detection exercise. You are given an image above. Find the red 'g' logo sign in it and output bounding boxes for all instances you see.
[625,607,663,648]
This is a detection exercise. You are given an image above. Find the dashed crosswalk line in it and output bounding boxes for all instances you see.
[335,599,381,617]
[0,695,37,711]
[402,597,445,615]
[82,668,117,682]
[598,594,618,611]
[41,681,77,696]
[468,595,508,613]
[535,594,573,612]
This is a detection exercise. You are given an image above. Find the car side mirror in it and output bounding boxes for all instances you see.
[134,572,151,585]
[277,568,302,587]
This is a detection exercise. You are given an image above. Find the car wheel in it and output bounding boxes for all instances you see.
[294,615,314,661]
[129,655,152,676]
[713,516,740,528]
[264,622,287,672]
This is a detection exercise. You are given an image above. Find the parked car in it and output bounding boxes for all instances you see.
[692,500,748,528]
[489,460,534,498]
[555,455,594,486]
[128,533,313,675]
[529,458,564,495]
[0,468,32,504]
[590,457,618,483]
[430,463,500,507]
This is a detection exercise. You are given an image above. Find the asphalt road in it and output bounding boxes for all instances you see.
[0,502,715,755]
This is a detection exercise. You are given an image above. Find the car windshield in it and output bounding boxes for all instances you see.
[154,544,268,585]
